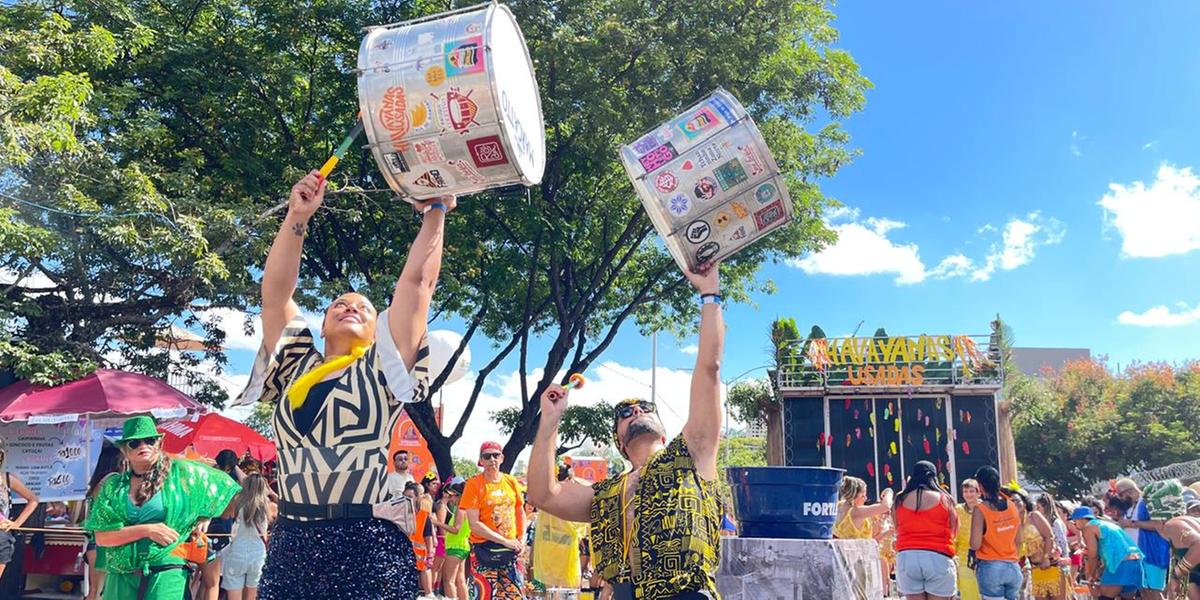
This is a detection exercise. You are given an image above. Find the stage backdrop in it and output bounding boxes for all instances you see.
[0,419,103,502]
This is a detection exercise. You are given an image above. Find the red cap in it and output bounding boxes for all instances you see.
[479,441,503,455]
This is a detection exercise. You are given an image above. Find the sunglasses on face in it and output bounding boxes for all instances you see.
[615,401,657,420]
[125,438,157,450]
[481,452,502,460]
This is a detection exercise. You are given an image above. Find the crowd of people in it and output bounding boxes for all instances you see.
[833,463,1200,600]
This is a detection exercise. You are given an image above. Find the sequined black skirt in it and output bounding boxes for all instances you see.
[258,517,418,600]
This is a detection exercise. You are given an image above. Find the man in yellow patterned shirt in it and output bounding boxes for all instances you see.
[528,262,725,600]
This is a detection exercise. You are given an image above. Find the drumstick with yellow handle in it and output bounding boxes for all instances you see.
[317,116,365,181]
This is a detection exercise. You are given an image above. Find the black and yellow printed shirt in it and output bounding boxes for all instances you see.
[590,435,722,599]
[236,310,429,520]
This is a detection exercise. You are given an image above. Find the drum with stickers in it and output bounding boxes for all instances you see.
[357,2,545,200]
[619,88,794,272]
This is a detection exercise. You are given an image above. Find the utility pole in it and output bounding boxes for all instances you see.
[651,331,657,402]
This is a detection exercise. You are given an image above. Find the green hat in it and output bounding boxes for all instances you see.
[1145,479,1187,520]
[117,416,162,444]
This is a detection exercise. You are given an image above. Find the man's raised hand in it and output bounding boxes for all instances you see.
[540,383,569,426]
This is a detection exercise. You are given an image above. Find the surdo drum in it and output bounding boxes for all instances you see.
[619,89,794,272]
[357,3,545,200]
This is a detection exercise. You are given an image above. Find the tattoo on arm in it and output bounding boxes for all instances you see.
[291,222,307,237]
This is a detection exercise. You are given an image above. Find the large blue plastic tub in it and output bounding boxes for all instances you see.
[726,466,845,539]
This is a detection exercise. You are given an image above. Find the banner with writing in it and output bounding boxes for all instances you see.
[0,419,103,503]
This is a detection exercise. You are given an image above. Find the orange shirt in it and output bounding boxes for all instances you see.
[459,473,524,545]
[976,501,1021,561]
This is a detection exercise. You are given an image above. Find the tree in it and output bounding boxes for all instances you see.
[492,401,614,456]
[2,0,865,474]
[244,401,275,440]
[451,456,481,480]
[1011,358,1200,497]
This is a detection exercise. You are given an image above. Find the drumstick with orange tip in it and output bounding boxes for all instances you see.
[547,374,585,402]
[564,373,586,390]
[317,116,365,180]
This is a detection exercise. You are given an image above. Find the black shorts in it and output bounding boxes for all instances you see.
[0,530,15,564]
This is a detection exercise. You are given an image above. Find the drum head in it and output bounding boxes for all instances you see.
[487,4,545,184]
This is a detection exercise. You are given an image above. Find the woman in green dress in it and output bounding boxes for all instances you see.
[84,416,239,600]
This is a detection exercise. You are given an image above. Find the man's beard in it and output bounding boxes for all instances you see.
[1108,495,1134,512]
[621,415,666,448]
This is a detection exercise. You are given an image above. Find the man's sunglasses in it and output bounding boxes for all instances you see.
[481,452,502,460]
[125,437,158,449]
[615,401,657,420]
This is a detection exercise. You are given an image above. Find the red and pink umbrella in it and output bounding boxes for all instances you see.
[0,368,204,422]
[158,413,276,462]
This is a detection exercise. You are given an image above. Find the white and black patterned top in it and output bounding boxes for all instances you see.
[236,310,429,521]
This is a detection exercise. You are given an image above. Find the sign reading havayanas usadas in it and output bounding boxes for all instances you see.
[805,335,990,386]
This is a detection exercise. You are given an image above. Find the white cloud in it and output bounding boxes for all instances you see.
[680,344,699,355]
[1143,141,1158,151]
[197,308,323,352]
[969,212,1065,282]
[1099,164,1200,258]
[790,207,1063,285]
[1117,303,1200,327]
[928,254,974,279]
[1070,131,1084,157]
[789,211,928,284]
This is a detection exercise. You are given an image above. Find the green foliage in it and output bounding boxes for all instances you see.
[0,339,96,386]
[718,436,768,469]
[451,455,482,479]
[244,400,275,440]
[727,378,773,428]
[1012,360,1200,496]
[492,401,615,455]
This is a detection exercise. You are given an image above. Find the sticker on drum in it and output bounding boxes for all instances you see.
[445,36,486,77]
[379,86,411,147]
[434,87,480,133]
[409,98,437,133]
[709,95,738,123]
[636,142,676,173]
[466,135,509,168]
[754,200,786,231]
[424,65,447,87]
[447,159,487,184]
[654,170,677,194]
[677,105,720,140]
[383,152,410,174]
[730,201,749,219]
[738,143,767,177]
[713,158,747,191]
[693,142,724,170]
[694,176,718,201]
[713,211,732,230]
[667,193,690,216]
[413,139,446,164]
[727,225,749,242]
[755,182,777,204]
[695,241,720,263]
[412,168,455,189]
[685,220,711,244]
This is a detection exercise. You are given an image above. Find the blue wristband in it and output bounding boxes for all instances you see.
[700,293,722,307]
[423,202,447,214]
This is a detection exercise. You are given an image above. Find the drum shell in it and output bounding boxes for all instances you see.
[619,89,794,272]
[357,3,545,200]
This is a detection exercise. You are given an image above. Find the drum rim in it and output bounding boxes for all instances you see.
[485,2,546,186]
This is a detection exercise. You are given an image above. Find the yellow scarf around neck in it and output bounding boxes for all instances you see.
[286,344,368,410]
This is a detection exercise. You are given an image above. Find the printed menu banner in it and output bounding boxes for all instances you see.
[0,419,103,503]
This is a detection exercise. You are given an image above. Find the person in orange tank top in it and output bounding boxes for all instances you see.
[969,466,1025,600]
[892,461,959,600]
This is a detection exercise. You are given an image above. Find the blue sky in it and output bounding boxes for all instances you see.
[213,2,1200,456]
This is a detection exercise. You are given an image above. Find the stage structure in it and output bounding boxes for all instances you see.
[777,332,1006,501]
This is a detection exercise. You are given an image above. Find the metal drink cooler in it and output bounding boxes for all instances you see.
[619,89,794,272]
[357,2,545,200]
